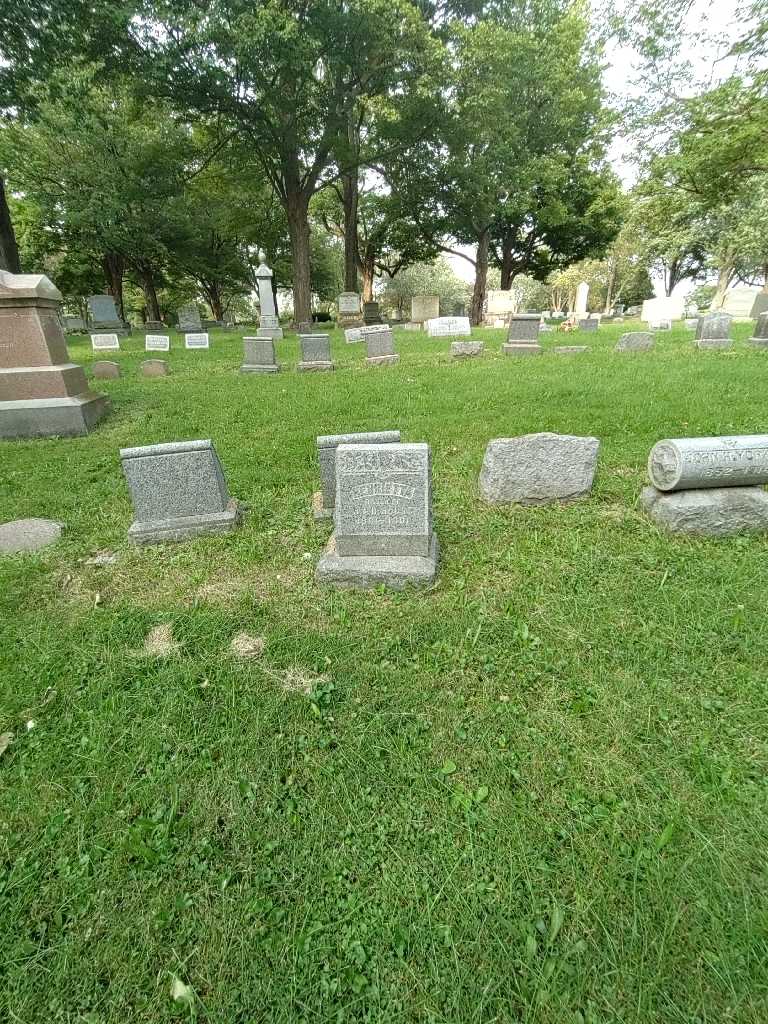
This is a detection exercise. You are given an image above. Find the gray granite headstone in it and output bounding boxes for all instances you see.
[316,442,438,588]
[615,332,654,352]
[177,304,203,332]
[120,438,242,543]
[63,315,86,333]
[696,312,733,348]
[451,341,483,358]
[749,312,768,347]
[647,436,768,491]
[750,293,768,319]
[314,430,401,520]
[363,326,399,366]
[480,433,600,505]
[298,333,334,371]
[578,318,598,332]
[641,486,768,535]
[507,314,540,342]
[362,301,384,325]
[88,294,119,323]
[241,337,279,373]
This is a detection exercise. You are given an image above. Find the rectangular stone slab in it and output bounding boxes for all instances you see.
[120,439,230,523]
[507,315,541,342]
[316,430,401,511]
[334,442,432,557]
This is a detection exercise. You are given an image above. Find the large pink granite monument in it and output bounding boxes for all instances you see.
[0,270,109,438]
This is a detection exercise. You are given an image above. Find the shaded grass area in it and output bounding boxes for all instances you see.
[2,321,768,1022]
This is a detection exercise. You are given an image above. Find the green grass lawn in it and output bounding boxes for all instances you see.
[2,320,768,1023]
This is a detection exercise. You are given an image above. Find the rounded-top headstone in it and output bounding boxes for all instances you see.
[0,518,63,553]
[141,359,169,377]
[92,360,121,379]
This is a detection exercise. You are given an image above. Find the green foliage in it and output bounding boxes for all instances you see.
[380,257,470,316]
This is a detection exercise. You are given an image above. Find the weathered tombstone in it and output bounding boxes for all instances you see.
[313,429,401,520]
[362,301,384,325]
[574,282,589,316]
[684,318,699,330]
[648,436,768,491]
[241,336,280,373]
[642,435,768,535]
[553,345,588,354]
[451,341,483,359]
[91,333,120,351]
[485,290,515,323]
[316,442,438,588]
[479,433,600,505]
[88,294,131,336]
[298,333,334,372]
[696,312,733,349]
[749,312,768,348]
[403,321,422,331]
[578,318,598,332]
[344,327,363,344]
[649,319,672,331]
[145,334,170,352]
[503,342,542,356]
[363,326,399,366]
[507,314,541,343]
[641,486,768,535]
[120,438,242,543]
[426,316,472,338]
[141,359,169,377]
[721,286,761,319]
[202,318,225,330]
[337,292,363,328]
[63,315,86,333]
[615,332,654,352]
[0,271,109,438]
[411,295,440,324]
[178,303,203,332]
[0,517,63,554]
[92,360,120,379]
[185,332,209,350]
[614,303,625,316]
[749,293,768,319]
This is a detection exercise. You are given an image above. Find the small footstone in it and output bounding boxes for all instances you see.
[141,359,168,377]
[92,361,120,379]
[0,517,63,553]
[641,485,768,536]
[615,332,653,352]
[480,433,600,505]
[502,342,542,356]
[553,345,588,354]
[451,341,483,359]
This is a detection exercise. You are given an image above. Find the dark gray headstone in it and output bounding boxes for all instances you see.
[507,314,540,342]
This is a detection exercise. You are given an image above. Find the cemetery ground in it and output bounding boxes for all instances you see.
[2,320,768,1024]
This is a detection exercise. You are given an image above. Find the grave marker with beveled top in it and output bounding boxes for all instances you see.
[0,271,109,438]
[91,333,120,351]
[313,430,401,520]
[426,316,471,338]
[316,442,439,588]
[337,292,363,329]
[298,333,334,372]
[145,334,170,352]
[615,332,654,352]
[579,318,598,332]
[185,332,209,349]
[120,438,242,543]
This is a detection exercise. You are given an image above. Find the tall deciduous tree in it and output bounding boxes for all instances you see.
[127,0,439,324]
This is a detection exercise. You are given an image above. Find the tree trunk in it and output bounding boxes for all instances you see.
[102,251,126,320]
[139,267,162,322]
[712,260,736,309]
[604,257,616,313]
[286,188,312,324]
[500,232,514,290]
[342,173,359,293]
[0,177,21,274]
[361,255,375,302]
[199,279,224,320]
[470,228,490,326]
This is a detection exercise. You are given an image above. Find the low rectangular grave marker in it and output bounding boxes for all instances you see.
[145,334,170,352]
[185,332,209,349]
[91,333,120,351]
